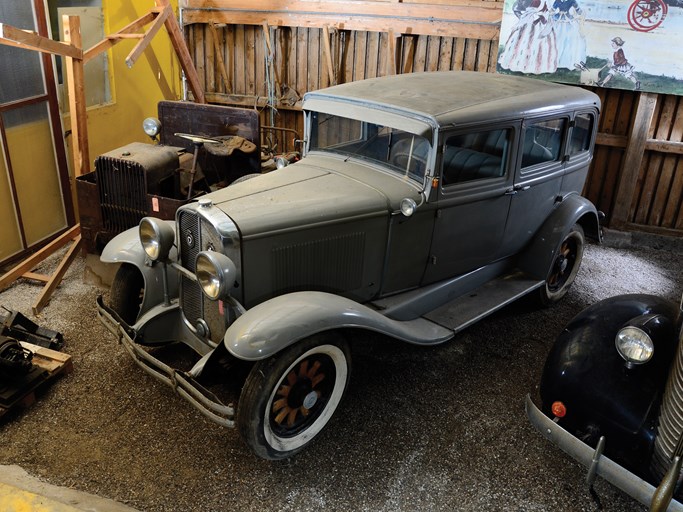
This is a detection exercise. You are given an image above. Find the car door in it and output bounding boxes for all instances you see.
[422,124,518,285]
[499,115,569,258]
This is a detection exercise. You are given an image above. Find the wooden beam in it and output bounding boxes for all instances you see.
[0,22,82,59]
[387,29,397,75]
[646,139,683,155]
[22,272,51,283]
[126,6,172,68]
[155,0,206,103]
[208,22,231,93]
[610,92,658,230]
[83,11,157,64]
[33,236,83,315]
[204,91,302,110]
[63,15,89,177]
[595,133,627,148]
[321,26,336,85]
[0,225,80,293]
[182,0,501,40]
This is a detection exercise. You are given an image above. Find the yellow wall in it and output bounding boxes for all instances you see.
[63,0,182,212]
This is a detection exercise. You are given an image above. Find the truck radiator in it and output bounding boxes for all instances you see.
[96,156,148,234]
[651,328,683,481]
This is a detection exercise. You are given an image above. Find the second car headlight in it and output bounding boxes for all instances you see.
[139,218,175,262]
[196,251,237,300]
[615,326,654,365]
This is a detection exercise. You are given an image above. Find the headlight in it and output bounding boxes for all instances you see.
[139,218,175,262]
[142,117,161,138]
[400,198,417,217]
[615,326,654,365]
[196,251,237,300]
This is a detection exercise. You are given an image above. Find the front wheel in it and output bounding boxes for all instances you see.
[539,224,584,305]
[237,332,351,460]
[109,263,144,325]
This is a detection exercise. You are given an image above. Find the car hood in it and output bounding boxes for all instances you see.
[207,155,417,238]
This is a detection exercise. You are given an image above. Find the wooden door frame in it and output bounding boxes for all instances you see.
[0,0,75,267]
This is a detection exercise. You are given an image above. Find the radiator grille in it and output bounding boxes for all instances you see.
[651,328,683,480]
[272,232,365,294]
[96,156,147,233]
[178,209,225,343]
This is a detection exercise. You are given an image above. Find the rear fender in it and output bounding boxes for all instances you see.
[519,193,599,280]
[223,291,453,361]
[100,223,179,316]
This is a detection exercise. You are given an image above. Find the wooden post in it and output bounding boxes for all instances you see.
[610,92,657,230]
[322,25,335,85]
[63,15,89,176]
[387,29,398,75]
[209,22,231,93]
[155,0,205,103]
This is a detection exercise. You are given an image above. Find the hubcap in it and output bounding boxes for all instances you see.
[548,237,577,291]
[270,356,335,436]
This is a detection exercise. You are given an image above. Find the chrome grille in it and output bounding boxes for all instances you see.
[96,156,147,233]
[177,209,226,344]
[651,328,683,479]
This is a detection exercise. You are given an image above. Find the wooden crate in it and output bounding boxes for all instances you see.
[0,342,72,418]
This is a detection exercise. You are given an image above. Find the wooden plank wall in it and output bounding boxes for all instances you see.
[182,0,682,237]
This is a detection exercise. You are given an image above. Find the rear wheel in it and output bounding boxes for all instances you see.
[539,224,584,305]
[109,264,144,325]
[237,332,351,460]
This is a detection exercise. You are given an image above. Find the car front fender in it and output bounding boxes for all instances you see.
[518,193,600,280]
[223,291,454,361]
[100,223,179,315]
[540,294,679,472]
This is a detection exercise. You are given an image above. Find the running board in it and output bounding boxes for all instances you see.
[422,273,544,334]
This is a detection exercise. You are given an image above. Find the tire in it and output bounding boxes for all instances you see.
[237,332,351,460]
[109,264,144,325]
[539,224,585,305]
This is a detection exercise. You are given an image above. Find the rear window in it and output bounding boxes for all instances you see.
[521,119,565,168]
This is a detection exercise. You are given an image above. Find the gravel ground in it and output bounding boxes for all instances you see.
[0,234,681,512]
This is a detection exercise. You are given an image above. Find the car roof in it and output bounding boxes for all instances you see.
[303,71,600,126]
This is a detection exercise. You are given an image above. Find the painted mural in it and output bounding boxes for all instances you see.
[497,0,683,95]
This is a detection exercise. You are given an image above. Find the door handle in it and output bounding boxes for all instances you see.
[505,185,530,195]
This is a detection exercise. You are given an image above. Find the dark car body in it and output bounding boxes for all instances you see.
[528,293,683,511]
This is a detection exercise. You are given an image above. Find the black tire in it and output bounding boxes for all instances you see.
[237,332,351,460]
[539,224,585,305]
[109,264,144,325]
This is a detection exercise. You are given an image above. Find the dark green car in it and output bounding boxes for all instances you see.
[98,71,602,459]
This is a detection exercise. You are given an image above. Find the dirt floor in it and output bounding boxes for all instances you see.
[0,232,682,512]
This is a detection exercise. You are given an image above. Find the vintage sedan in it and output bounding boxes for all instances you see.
[97,71,601,459]
[527,293,683,511]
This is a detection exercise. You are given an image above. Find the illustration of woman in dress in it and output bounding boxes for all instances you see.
[597,37,641,90]
[498,0,559,74]
[551,0,587,70]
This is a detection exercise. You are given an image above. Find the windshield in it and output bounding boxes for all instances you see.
[308,111,431,183]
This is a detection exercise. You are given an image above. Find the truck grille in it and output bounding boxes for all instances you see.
[651,329,683,480]
[96,156,147,233]
[178,209,226,344]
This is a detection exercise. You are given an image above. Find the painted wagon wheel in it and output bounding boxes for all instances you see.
[627,0,668,32]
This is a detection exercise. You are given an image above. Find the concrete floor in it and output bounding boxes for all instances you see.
[0,230,681,512]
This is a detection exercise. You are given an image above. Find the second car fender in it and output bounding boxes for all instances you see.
[223,291,453,361]
[100,223,179,316]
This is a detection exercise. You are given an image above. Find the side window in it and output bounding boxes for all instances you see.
[442,128,510,186]
[521,119,565,168]
[568,113,594,155]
